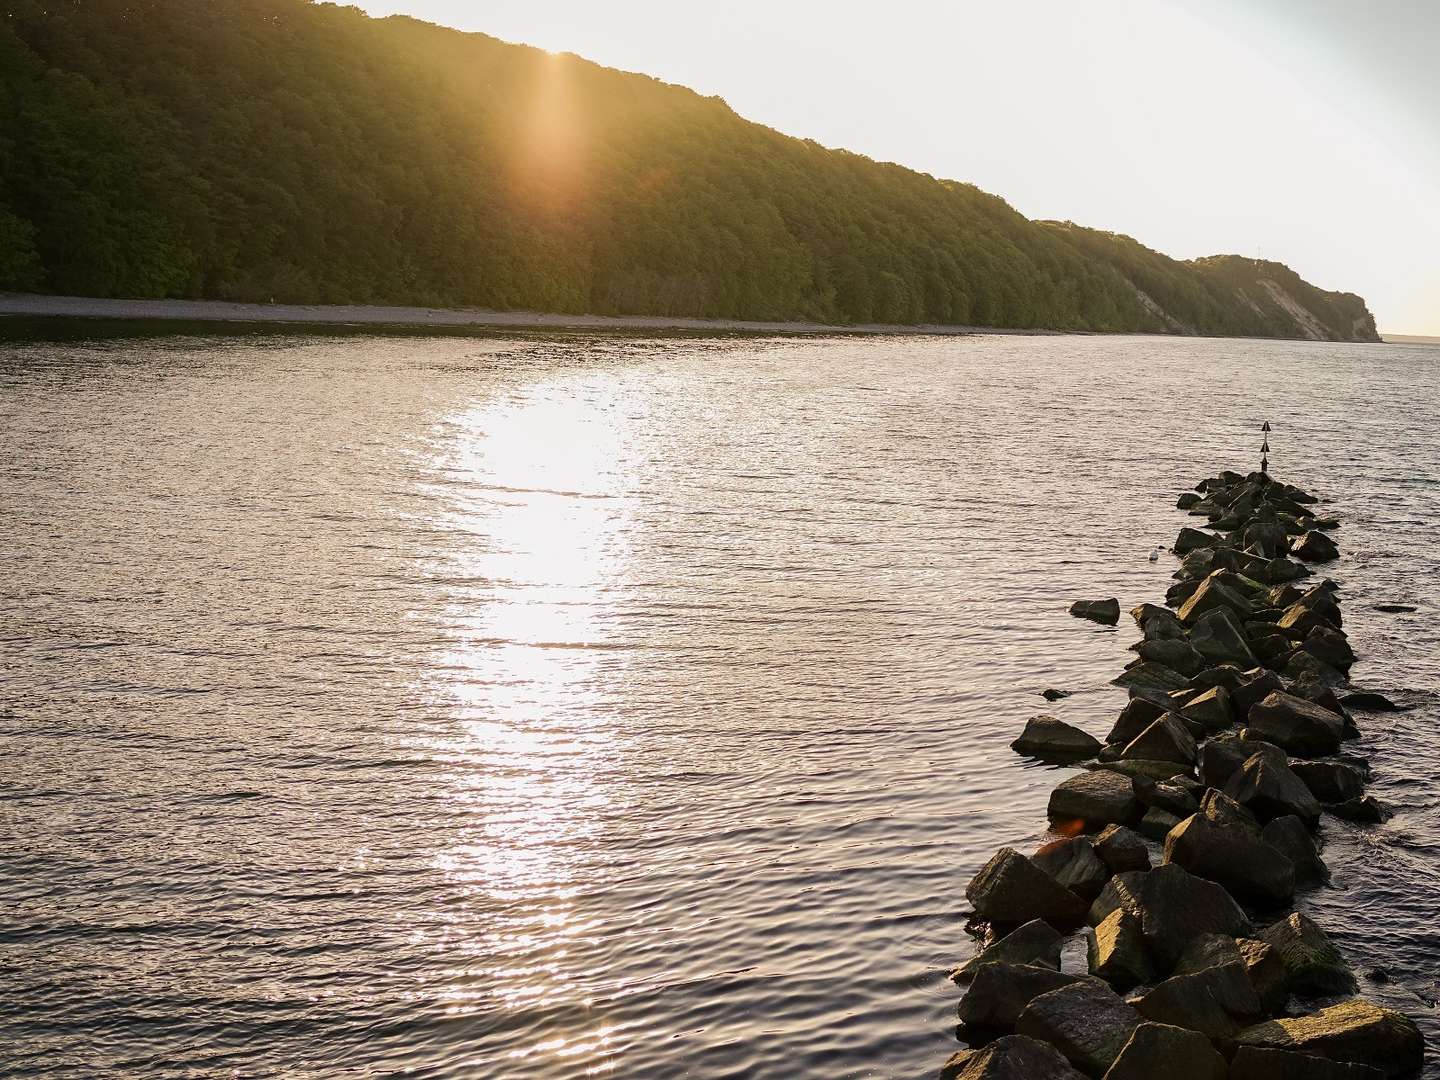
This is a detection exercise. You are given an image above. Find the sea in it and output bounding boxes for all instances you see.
[2,327,1436,1078]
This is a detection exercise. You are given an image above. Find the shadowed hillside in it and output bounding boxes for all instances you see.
[0,0,1380,340]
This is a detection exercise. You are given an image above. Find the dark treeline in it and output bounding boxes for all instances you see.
[0,0,1379,340]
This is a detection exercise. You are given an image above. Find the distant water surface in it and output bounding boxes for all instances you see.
[1,330,1437,1078]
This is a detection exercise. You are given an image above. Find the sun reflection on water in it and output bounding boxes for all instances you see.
[412,375,643,1067]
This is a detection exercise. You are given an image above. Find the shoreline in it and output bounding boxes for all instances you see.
[0,292,1059,338]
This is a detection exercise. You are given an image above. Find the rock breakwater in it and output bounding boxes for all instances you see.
[944,469,1426,1080]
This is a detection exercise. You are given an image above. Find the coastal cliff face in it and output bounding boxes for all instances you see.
[0,0,1381,340]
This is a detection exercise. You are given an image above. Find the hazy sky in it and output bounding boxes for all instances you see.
[357,0,1439,334]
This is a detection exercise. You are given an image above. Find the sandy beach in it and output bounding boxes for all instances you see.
[0,293,1058,337]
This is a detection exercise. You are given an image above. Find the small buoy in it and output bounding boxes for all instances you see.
[1149,545,1163,562]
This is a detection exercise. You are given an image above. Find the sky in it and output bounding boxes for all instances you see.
[356,0,1440,335]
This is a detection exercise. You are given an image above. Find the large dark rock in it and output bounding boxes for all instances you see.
[1112,663,1191,699]
[1012,716,1103,761]
[1178,572,1256,625]
[1094,759,1193,783]
[1199,736,1284,796]
[1174,933,1287,1014]
[1180,685,1235,733]
[1277,587,1343,636]
[941,1035,1089,1080]
[1261,815,1329,884]
[1285,650,1349,689]
[1327,796,1393,824]
[1102,1022,1227,1080]
[1227,1046,1384,1080]
[1302,626,1356,671]
[1292,530,1340,562]
[1224,753,1322,826]
[1138,806,1183,841]
[1016,981,1144,1076]
[1200,787,1264,833]
[1190,607,1259,668]
[1174,527,1216,554]
[966,848,1091,930]
[1088,870,1148,927]
[1072,598,1121,625]
[1135,960,1264,1038]
[1290,760,1366,804]
[1092,825,1150,873]
[1049,771,1141,829]
[1137,863,1252,967]
[1246,692,1344,757]
[1244,519,1289,559]
[1234,1001,1424,1078]
[1340,691,1404,712]
[1033,837,1111,900]
[1135,638,1205,676]
[1121,715,1198,765]
[1260,912,1357,995]
[1232,669,1286,716]
[952,919,1062,981]
[1088,908,1152,988]
[1135,777,1199,819]
[1163,814,1295,906]
[957,962,1091,1031]
[1106,698,1166,747]
[1264,557,1310,584]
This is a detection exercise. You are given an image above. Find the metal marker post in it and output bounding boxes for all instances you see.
[1260,420,1271,475]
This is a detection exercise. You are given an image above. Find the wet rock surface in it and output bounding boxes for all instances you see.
[946,469,1425,1080]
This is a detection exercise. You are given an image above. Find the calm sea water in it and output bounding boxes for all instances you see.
[1,329,1437,1079]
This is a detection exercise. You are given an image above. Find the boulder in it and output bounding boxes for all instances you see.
[1234,1001,1424,1078]
[1174,934,1287,1014]
[1088,908,1152,988]
[1016,981,1144,1077]
[941,1034,1089,1080]
[1252,633,1298,667]
[1088,870,1148,927]
[1138,807,1183,841]
[1246,692,1344,757]
[1033,837,1111,900]
[1190,607,1259,668]
[1260,912,1357,995]
[1177,492,1202,510]
[1261,815,1328,884]
[1093,759,1193,783]
[1189,664,1248,693]
[1177,547,1217,581]
[1292,530,1340,562]
[1327,796,1393,824]
[1071,598,1121,625]
[1112,663,1190,699]
[1121,715,1198,765]
[957,962,1091,1031]
[952,919,1063,981]
[1264,557,1310,583]
[1174,527,1215,554]
[1168,579,1201,607]
[1339,692,1403,712]
[1092,825,1150,874]
[1012,716,1103,761]
[1049,771,1141,829]
[1232,669,1286,716]
[1237,937,1290,1014]
[1163,813,1295,906]
[1102,1022,1226,1080]
[1202,787,1265,830]
[1137,863,1252,967]
[1290,760,1366,804]
[1277,590,1343,636]
[966,848,1091,930]
[1227,1046,1384,1080]
[1135,638,1204,676]
[1302,626,1356,671]
[1200,735,1253,789]
[1135,778,1199,819]
[1285,650,1349,689]
[1135,959,1264,1038]
[1244,519,1289,558]
[1106,698,1166,746]
[1224,753,1322,826]
[1178,572,1256,625]
[1180,685,1235,733]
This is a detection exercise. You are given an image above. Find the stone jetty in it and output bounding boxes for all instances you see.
[944,469,1426,1080]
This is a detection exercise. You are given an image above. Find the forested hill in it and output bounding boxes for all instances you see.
[0,1,1380,340]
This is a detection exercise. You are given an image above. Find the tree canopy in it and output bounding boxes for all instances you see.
[0,0,1379,340]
